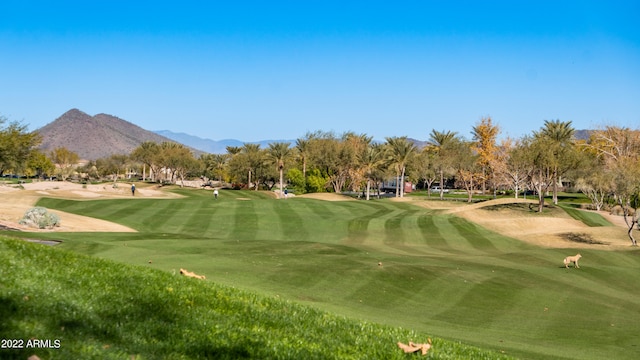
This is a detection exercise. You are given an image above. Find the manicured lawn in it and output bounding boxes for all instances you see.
[3,237,513,359]
[558,204,614,227]
[5,187,640,359]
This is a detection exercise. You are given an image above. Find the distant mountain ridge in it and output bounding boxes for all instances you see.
[37,109,191,161]
[154,130,433,153]
[154,130,295,154]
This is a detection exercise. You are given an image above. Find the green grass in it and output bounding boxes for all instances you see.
[4,187,640,359]
[0,237,512,360]
[558,204,614,227]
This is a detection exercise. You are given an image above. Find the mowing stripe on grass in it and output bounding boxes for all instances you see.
[384,209,418,245]
[298,198,335,220]
[179,197,218,237]
[36,198,117,219]
[85,199,141,223]
[231,199,258,241]
[353,203,407,245]
[96,199,153,226]
[416,214,460,251]
[433,275,527,327]
[448,216,501,253]
[36,197,84,212]
[273,200,309,240]
[229,189,270,200]
[421,215,476,254]
[138,199,189,233]
[439,216,489,252]
[346,204,395,245]
[559,204,613,227]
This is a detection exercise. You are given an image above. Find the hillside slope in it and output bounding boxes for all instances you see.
[37,109,192,160]
[0,237,511,360]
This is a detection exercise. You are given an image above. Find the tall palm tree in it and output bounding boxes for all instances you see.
[538,119,575,143]
[535,120,575,204]
[267,142,292,198]
[428,129,459,200]
[242,143,261,190]
[358,143,384,200]
[295,138,309,178]
[385,136,417,197]
[212,154,228,183]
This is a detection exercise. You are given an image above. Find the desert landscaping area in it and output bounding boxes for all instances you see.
[393,196,634,249]
[0,181,180,232]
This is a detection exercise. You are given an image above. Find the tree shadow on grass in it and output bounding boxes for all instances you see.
[562,232,609,245]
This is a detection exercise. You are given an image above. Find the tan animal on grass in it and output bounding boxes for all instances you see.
[180,268,206,280]
[397,339,432,355]
[563,254,582,268]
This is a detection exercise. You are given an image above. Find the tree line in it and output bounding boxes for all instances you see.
[2,114,639,244]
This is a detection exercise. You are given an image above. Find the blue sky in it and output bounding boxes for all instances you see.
[1,1,638,142]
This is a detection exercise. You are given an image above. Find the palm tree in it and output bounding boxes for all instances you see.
[225,146,242,156]
[358,143,384,200]
[211,154,228,183]
[428,129,459,200]
[539,119,575,143]
[385,136,417,197]
[535,120,575,204]
[295,138,309,178]
[267,142,292,198]
[242,143,261,190]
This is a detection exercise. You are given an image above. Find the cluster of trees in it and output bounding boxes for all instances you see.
[0,116,53,178]
[2,114,639,244]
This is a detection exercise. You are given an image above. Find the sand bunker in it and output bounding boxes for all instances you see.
[0,181,180,233]
[410,197,632,249]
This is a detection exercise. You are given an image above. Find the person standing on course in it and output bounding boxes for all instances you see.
[214,188,218,199]
[131,183,136,196]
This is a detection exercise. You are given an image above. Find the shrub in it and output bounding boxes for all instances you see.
[610,204,636,216]
[286,168,306,194]
[306,169,328,193]
[18,207,61,229]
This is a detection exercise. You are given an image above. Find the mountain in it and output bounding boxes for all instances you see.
[407,138,428,149]
[37,109,192,161]
[156,130,431,153]
[574,129,592,141]
[154,130,295,154]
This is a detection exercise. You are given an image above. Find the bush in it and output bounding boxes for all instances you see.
[286,168,306,194]
[19,207,61,229]
[306,169,328,193]
[610,204,636,216]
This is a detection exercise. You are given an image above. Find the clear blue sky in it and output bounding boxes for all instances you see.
[1,1,638,142]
